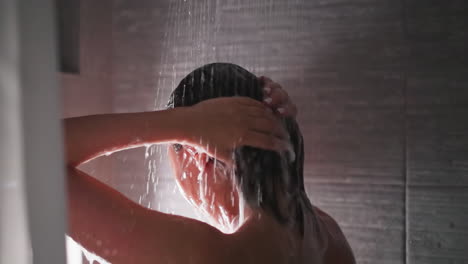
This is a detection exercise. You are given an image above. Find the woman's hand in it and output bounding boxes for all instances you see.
[182,97,292,164]
[260,76,298,118]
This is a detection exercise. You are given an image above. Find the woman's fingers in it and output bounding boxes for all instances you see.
[260,76,298,118]
[276,102,298,117]
[261,76,284,101]
[259,76,274,87]
[264,87,288,108]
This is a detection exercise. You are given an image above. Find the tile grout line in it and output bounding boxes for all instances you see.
[400,0,410,262]
[403,65,410,264]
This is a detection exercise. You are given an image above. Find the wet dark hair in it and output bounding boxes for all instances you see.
[166,63,312,237]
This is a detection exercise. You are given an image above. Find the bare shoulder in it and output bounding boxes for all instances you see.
[212,216,300,264]
[312,206,356,264]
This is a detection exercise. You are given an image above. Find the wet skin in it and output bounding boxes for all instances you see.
[64,78,356,263]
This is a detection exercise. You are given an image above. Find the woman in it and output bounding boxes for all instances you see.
[65,63,355,263]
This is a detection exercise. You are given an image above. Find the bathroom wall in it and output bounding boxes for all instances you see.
[65,0,468,263]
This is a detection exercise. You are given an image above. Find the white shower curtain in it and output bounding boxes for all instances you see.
[0,0,66,263]
[0,1,31,262]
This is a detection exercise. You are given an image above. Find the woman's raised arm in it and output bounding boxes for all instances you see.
[64,109,186,167]
[64,95,294,168]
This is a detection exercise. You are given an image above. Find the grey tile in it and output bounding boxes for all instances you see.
[407,106,468,186]
[214,0,406,70]
[407,70,468,106]
[79,0,113,77]
[294,70,405,185]
[405,0,468,70]
[408,186,468,264]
